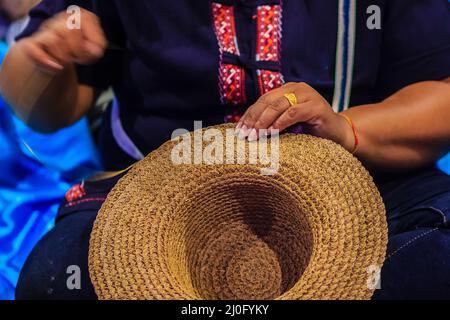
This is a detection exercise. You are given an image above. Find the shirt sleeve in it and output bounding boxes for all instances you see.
[375,0,450,100]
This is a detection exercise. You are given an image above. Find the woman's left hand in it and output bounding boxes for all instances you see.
[235,82,355,152]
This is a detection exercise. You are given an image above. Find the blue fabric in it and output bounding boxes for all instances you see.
[0,42,102,300]
[438,153,450,175]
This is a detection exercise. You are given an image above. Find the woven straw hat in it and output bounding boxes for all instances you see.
[89,124,387,300]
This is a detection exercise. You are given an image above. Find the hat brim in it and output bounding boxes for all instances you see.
[89,124,387,300]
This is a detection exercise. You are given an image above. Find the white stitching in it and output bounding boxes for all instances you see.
[386,228,439,261]
[429,206,448,225]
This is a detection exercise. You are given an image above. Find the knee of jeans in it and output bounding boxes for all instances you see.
[374,228,450,300]
[388,204,450,236]
[15,213,97,300]
[15,233,62,300]
[415,194,450,228]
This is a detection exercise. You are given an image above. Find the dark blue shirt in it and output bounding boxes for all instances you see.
[20,0,450,170]
[0,12,10,40]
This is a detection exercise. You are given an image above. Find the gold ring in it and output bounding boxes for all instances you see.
[284,93,298,106]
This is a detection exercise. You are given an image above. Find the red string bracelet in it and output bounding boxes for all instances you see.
[339,114,359,154]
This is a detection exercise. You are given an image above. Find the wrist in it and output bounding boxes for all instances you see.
[337,113,359,154]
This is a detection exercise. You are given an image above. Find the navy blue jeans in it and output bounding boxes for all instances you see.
[16,167,450,300]
[373,169,450,299]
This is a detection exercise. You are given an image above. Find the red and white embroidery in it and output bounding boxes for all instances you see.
[256,5,282,62]
[212,3,240,55]
[256,5,284,94]
[220,64,246,107]
[65,183,86,202]
[257,69,284,95]
[212,3,246,106]
[211,2,284,108]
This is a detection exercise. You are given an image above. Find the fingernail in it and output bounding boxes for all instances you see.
[260,129,269,137]
[46,59,64,70]
[238,125,250,140]
[234,122,243,136]
[248,129,258,142]
[85,42,104,57]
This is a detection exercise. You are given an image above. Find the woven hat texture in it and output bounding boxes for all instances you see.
[89,124,387,300]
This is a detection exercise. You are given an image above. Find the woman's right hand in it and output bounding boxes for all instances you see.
[17,8,108,73]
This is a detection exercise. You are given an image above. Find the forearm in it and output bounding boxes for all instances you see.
[0,43,89,132]
[344,80,450,172]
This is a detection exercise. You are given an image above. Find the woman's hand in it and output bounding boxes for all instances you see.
[16,8,107,73]
[0,7,105,132]
[235,82,355,152]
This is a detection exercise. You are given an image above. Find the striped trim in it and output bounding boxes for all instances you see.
[332,0,356,113]
[111,100,145,161]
